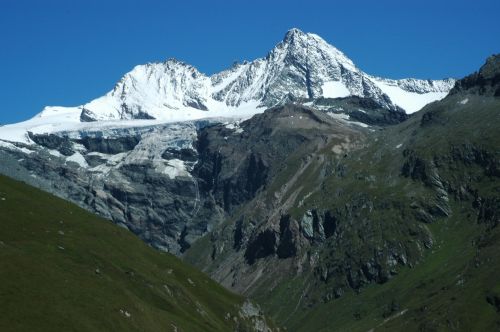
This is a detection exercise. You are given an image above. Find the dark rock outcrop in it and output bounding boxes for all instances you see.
[28,132,75,156]
[450,54,500,96]
[245,229,278,264]
[76,136,141,154]
[312,96,408,125]
[277,215,301,259]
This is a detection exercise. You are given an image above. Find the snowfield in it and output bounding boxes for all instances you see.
[371,78,449,114]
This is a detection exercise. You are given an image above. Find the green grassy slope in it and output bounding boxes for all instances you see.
[0,174,273,332]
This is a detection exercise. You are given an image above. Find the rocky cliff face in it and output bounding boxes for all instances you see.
[450,54,500,96]
[0,122,207,254]
[0,102,369,254]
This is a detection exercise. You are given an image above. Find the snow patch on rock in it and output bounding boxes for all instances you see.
[321,81,351,98]
[161,159,191,179]
[66,152,88,168]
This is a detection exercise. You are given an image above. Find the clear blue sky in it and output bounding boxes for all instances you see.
[1,0,499,124]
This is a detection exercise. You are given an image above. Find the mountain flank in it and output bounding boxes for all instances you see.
[184,56,500,330]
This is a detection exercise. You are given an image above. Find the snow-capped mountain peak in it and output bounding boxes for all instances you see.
[283,27,305,40]
[205,28,455,114]
[279,28,357,71]
[81,59,212,122]
[0,28,456,143]
[51,28,457,121]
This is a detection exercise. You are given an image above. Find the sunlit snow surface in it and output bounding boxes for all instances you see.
[371,79,448,114]
[321,81,351,98]
[0,101,263,144]
[66,152,89,168]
